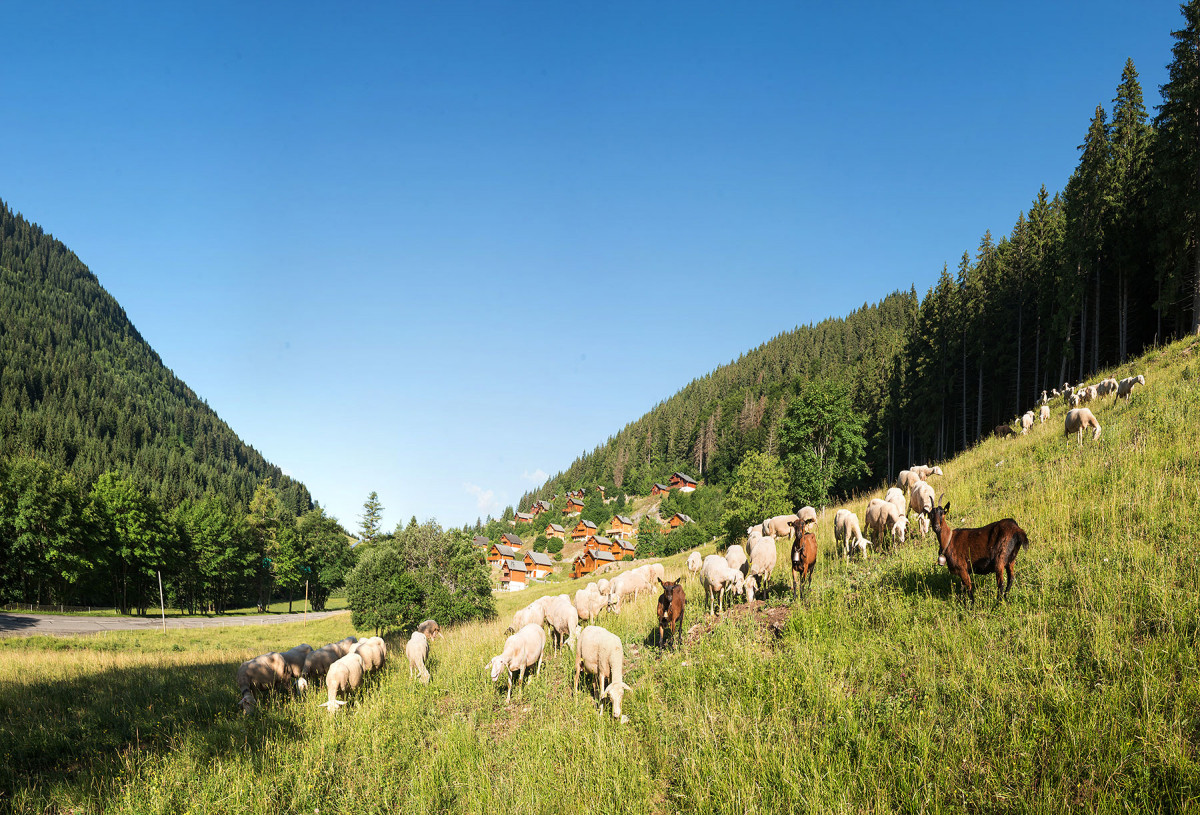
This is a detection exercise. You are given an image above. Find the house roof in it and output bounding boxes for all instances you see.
[473,536,490,547]
[566,496,584,505]
[591,535,613,546]
[545,523,565,533]
[579,520,597,530]
[618,539,636,551]
[613,515,633,526]
[672,513,694,523]
[501,533,523,547]
[671,472,698,485]
[504,559,527,572]
[535,500,552,510]
[525,551,554,567]
[653,482,670,491]
[587,549,615,562]
[493,543,517,557]
[514,512,533,520]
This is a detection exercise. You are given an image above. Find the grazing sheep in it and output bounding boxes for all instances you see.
[508,600,548,634]
[1039,404,1050,424]
[896,469,921,492]
[544,594,580,651]
[686,551,703,578]
[796,506,819,527]
[405,631,430,684]
[487,624,546,702]
[279,644,313,683]
[297,645,340,691]
[725,544,748,575]
[833,508,870,560]
[416,620,442,640]
[655,578,686,649]
[646,563,666,584]
[865,499,907,547]
[884,487,907,519]
[1097,378,1119,398]
[575,587,607,623]
[761,514,800,539]
[1020,411,1035,434]
[319,652,366,714]
[1117,374,1145,400]
[574,625,631,723]
[1064,408,1102,444]
[596,578,610,595]
[1069,392,1081,408]
[909,480,937,537]
[331,636,358,657]
[352,638,387,673]
[909,464,943,480]
[607,570,653,614]
[700,554,745,614]
[1077,385,1098,405]
[236,652,290,714]
[746,536,778,598]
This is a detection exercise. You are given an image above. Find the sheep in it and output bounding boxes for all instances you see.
[896,469,921,492]
[1117,374,1145,400]
[574,625,631,723]
[645,563,666,584]
[865,498,907,547]
[544,594,580,651]
[405,631,430,684]
[761,514,801,538]
[416,620,442,640]
[1064,407,1102,444]
[319,652,366,714]
[1077,385,1098,405]
[1020,411,1035,434]
[746,535,778,599]
[607,570,652,614]
[700,554,745,614]
[909,464,943,480]
[508,599,548,634]
[686,551,703,578]
[574,587,607,623]
[884,486,907,518]
[833,508,870,560]
[796,506,819,527]
[352,638,387,673]
[908,480,937,537]
[1039,404,1050,424]
[297,645,340,691]
[236,652,290,714]
[1040,390,1049,404]
[596,578,610,595]
[331,636,358,657]
[487,623,546,702]
[725,544,748,575]
[1097,377,1119,398]
[279,644,312,683]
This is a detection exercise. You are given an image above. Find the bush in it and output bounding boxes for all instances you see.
[547,538,563,554]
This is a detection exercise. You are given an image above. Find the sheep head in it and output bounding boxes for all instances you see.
[319,699,347,715]
[600,680,633,720]
[487,656,509,682]
[239,690,257,715]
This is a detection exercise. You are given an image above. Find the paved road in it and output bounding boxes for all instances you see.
[0,609,347,637]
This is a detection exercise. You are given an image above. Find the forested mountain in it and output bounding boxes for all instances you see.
[521,26,1200,511]
[0,200,312,514]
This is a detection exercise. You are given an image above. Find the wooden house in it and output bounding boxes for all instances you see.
[473,535,490,549]
[667,512,694,531]
[563,497,585,515]
[615,538,637,560]
[669,472,698,492]
[585,534,614,554]
[651,482,670,496]
[570,519,598,541]
[585,548,615,572]
[501,559,528,590]
[570,554,588,579]
[501,533,524,550]
[531,500,552,517]
[488,542,518,566]
[514,512,534,524]
[544,523,565,540]
[524,551,554,580]
[605,515,635,540]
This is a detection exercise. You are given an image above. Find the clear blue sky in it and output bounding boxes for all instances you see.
[0,1,1180,532]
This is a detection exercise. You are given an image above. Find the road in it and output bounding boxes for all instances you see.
[0,609,347,637]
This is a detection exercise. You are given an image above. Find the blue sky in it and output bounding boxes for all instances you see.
[0,1,1181,531]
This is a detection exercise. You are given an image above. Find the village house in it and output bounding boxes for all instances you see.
[501,559,528,590]
[571,547,615,578]
[563,496,585,515]
[570,519,598,541]
[543,523,566,540]
[523,550,555,580]
[651,482,671,496]
[605,514,635,540]
[501,532,524,550]
[487,542,518,566]
[615,538,637,560]
[667,512,694,531]
[472,535,490,549]
[514,512,534,525]
[531,500,552,517]
[669,472,698,492]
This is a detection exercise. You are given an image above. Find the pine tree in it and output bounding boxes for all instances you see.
[359,491,384,547]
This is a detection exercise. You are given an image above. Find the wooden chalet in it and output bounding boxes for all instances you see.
[667,512,694,531]
[669,472,698,492]
[570,519,598,541]
[523,551,555,580]
[615,538,637,560]
[500,559,528,590]
[501,533,524,550]
[585,534,614,554]
[531,500,552,517]
[585,548,615,572]
[544,523,566,540]
[472,535,490,549]
[605,515,635,540]
[514,512,534,524]
[651,482,670,496]
[570,554,588,579]
[563,497,585,515]
[488,542,518,566]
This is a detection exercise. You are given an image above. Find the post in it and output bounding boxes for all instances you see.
[157,570,166,633]
[304,580,309,627]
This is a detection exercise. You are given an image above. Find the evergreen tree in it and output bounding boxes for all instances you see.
[359,491,384,547]
[720,450,791,542]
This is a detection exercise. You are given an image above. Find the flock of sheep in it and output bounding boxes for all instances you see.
[236,619,442,715]
[997,374,1145,444]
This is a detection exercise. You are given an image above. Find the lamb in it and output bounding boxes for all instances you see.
[761,514,800,538]
[297,645,340,691]
[236,652,290,714]
[544,594,580,651]
[746,535,778,599]
[865,498,906,547]
[574,587,607,623]
[351,637,387,673]
[405,631,430,684]
[1039,404,1050,424]
[416,620,442,640]
[1020,411,1035,434]
[686,551,703,578]
[487,623,546,702]
[700,554,745,614]
[884,486,907,518]
[279,644,312,683]
[833,508,870,560]
[725,544,748,575]
[908,480,937,537]
[574,625,631,723]
[1117,374,1145,400]
[319,652,366,714]
[1064,407,1102,444]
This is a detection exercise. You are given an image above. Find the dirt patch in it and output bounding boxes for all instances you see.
[683,601,792,646]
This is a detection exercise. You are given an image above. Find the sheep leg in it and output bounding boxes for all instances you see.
[506,669,513,702]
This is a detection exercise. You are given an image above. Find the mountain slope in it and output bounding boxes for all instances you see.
[0,200,311,513]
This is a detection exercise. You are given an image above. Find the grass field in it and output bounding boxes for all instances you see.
[3,339,1199,814]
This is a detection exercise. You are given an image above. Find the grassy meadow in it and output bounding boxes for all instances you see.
[4,339,1200,814]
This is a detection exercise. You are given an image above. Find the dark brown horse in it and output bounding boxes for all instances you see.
[928,502,1029,607]
[788,518,818,599]
[656,577,685,649]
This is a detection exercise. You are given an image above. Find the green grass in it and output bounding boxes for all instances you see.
[3,339,1200,814]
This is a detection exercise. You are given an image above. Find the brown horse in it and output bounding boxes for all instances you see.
[656,578,685,649]
[788,518,817,599]
[928,502,1029,607]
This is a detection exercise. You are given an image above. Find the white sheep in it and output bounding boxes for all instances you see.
[908,480,937,537]
[331,636,358,657]
[746,536,777,598]
[297,645,340,691]
[406,631,430,684]
[1097,377,1119,398]
[700,554,745,614]
[574,587,607,623]
[1020,411,1035,434]
[509,599,548,633]
[725,544,748,575]
[236,652,290,714]
[833,508,870,560]
[279,644,312,683]
[544,594,580,651]
[607,570,652,614]
[487,623,546,702]
[909,464,943,480]
[416,620,441,640]
[1117,374,1145,400]
[1078,385,1098,405]
[884,486,907,518]
[319,652,366,714]
[351,638,386,673]
[1065,407,1102,444]
[864,499,906,547]
[1039,404,1050,424]
[896,469,921,493]
[596,578,610,595]
[574,625,631,723]
[686,551,703,578]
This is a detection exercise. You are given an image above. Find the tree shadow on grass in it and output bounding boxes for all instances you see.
[0,657,304,809]
[878,563,958,601]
